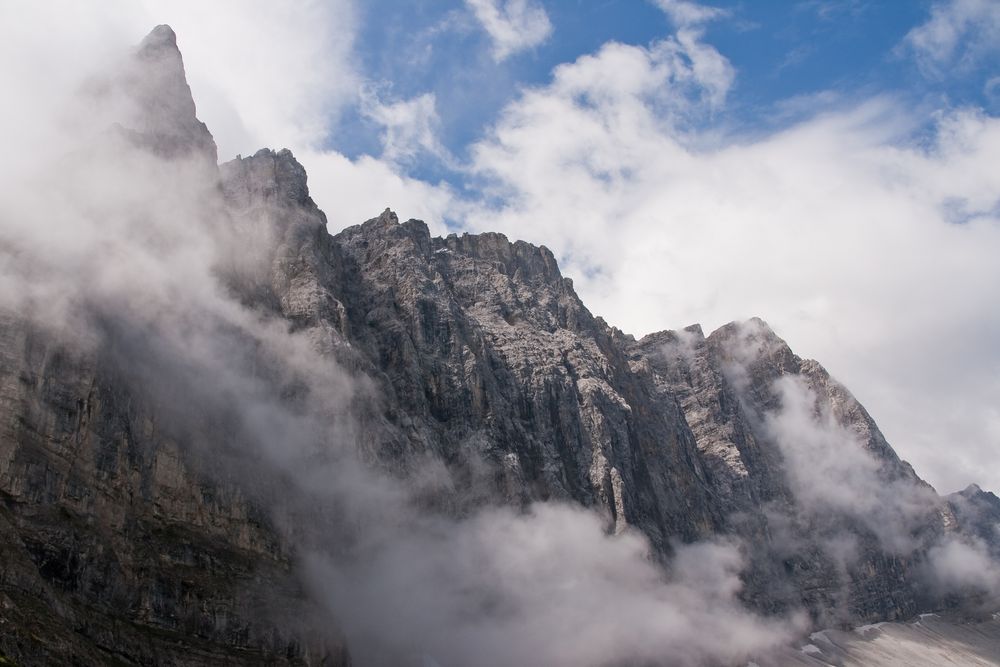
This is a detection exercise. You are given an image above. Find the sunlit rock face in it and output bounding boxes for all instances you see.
[0,24,997,666]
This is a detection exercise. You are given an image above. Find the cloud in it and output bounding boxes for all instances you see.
[5,7,1000,659]
[465,0,553,62]
[716,326,1000,609]
[298,149,455,233]
[925,536,1000,596]
[653,0,729,28]
[795,0,868,22]
[136,0,359,157]
[10,2,999,506]
[762,374,938,553]
[903,0,1000,76]
[360,90,451,165]
[306,504,797,666]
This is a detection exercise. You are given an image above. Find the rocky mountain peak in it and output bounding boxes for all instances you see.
[111,23,217,161]
[962,483,985,496]
[137,24,179,53]
[373,207,400,226]
[437,231,566,289]
[222,148,315,211]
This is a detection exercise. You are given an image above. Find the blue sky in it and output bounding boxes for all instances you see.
[333,0,997,189]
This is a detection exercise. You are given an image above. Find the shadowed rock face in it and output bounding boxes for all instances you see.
[948,484,1000,558]
[0,28,342,667]
[1,24,998,666]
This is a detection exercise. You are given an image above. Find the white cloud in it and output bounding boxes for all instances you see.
[986,76,1000,101]
[360,90,450,165]
[465,0,553,62]
[0,0,361,170]
[299,149,455,233]
[307,504,796,666]
[926,536,1000,595]
[5,1,1000,656]
[654,0,728,28]
[0,0,468,246]
[762,374,938,553]
[903,0,1000,76]
[129,1,358,157]
[462,33,1000,495]
[0,14,802,663]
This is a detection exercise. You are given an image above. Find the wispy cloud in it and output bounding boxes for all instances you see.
[902,0,1000,76]
[465,0,553,62]
[360,89,452,166]
[653,0,728,28]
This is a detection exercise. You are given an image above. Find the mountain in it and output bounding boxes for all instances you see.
[0,25,997,666]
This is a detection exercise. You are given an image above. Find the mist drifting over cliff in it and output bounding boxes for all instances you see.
[1,10,999,667]
[0,23,796,667]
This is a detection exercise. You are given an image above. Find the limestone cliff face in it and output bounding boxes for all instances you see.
[330,211,720,545]
[948,484,1000,558]
[0,24,997,667]
[0,316,339,665]
[218,146,974,629]
[0,27,342,667]
[631,321,947,623]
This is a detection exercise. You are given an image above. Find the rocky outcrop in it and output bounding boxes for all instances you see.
[948,484,1000,557]
[631,320,947,623]
[105,24,217,162]
[0,315,344,665]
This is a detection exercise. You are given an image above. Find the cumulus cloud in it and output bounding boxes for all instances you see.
[0,0,469,235]
[903,0,1000,76]
[12,0,358,159]
[465,0,553,62]
[137,0,359,157]
[6,4,1000,659]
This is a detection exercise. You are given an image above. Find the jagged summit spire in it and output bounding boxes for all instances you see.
[138,24,178,52]
[378,208,399,224]
[109,24,217,162]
